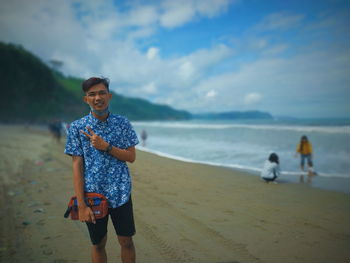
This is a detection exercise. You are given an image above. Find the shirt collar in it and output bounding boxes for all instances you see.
[88,112,111,125]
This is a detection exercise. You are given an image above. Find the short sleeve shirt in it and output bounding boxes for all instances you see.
[64,113,139,208]
[260,160,280,179]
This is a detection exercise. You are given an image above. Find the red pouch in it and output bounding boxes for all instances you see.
[64,193,109,220]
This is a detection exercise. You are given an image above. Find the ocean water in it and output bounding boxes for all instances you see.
[132,119,350,179]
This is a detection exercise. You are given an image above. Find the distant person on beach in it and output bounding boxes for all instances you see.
[295,135,315,182]
[64,77,139,263]
[140,129,147,146]
[48,119,62,143]
[261,153,280,183]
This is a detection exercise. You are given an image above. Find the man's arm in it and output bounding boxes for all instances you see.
[109,145,136,163]
[80,127,136,163]
[72,156,96,223]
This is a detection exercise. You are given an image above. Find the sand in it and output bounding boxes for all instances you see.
[0,124,349,263]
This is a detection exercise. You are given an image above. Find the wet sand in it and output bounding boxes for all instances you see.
[0,124,350,263]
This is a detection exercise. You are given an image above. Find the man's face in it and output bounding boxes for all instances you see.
[84,83,112,111]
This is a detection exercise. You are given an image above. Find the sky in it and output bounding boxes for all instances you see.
[1,0,349,118]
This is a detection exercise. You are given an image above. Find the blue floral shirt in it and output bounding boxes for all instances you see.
[64,113,139,208]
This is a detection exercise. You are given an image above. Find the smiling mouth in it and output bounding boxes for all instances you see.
[94,102,104,107]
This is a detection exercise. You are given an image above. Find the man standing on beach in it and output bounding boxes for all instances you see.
[64,77,139,263]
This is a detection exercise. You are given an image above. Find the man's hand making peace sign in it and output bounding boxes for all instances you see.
[80,126,109,151]
[80,126,136,163]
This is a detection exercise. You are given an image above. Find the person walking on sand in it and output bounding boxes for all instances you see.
[261,153,281,184]
[49,119,62,143]
[140,129,147,147]
[64,77,139,263]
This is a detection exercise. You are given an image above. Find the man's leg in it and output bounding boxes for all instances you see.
[86,216,109,263]
[118,236,135,263]
[91,234,107,263]
[110,197,136,263]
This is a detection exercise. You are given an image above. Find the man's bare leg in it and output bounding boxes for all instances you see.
[92,235,107,263]
[118,236,136,263]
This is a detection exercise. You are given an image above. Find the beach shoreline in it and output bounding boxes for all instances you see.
[137,146,350,195]
[1,124,350,263]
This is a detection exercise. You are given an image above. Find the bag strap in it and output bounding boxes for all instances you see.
[63,206,72,218]
[84,192,107,200]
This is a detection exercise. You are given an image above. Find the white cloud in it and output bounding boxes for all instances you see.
[195,0,234,17]
[178,61,196,80]
[140,82,158,95]
[123,5,158,27]
[160,1,195,28]
[183,48,350,117]
[0,0,90,64]
[146,47,159,60]
[262,44,289,56]
[126,26,157,41]
[255,38,269,49]
[244,93,262,105]
[171,44,233,85]
[159,0,232,28]
[255,12,305,31]
[206,90,217,98]
[187,44,232,69]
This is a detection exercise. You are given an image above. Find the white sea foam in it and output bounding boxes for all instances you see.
[132,121,350,134]
[137,146,262,172]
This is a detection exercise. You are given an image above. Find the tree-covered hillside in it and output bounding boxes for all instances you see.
[0,42,77,122]
[0,42,191,122]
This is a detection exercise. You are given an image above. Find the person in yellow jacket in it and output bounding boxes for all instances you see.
[295,135,314,180]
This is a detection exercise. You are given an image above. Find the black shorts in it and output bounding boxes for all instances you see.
[86,197,135,245]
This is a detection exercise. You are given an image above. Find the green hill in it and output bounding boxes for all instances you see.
[0,43,72,122]
[0,42,191,122]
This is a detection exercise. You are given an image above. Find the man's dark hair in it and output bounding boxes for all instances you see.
[82,77,110,93]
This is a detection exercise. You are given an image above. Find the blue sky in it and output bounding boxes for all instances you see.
[1,0,349,118]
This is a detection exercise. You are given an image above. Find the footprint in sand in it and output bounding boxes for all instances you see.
[36,219,46,226]
[223,209,234,215]
[42,248,53,255]
[40,244,53,255]
[185,200,198,205]
[53,259,69,263]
